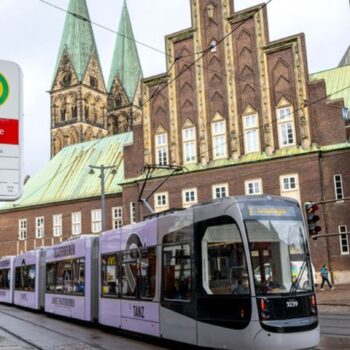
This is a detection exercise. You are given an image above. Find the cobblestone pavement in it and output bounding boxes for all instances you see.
[316,284,350,314]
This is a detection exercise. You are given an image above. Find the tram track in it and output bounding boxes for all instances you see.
[0,308,107,350]
[0,324,44,350]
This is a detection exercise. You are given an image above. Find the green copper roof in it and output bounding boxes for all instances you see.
[310,64,350,108]
[0,133,132,211]
[52,0,101,85]
[108,0,143,99]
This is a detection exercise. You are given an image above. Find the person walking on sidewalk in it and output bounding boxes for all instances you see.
[320,265,335,291]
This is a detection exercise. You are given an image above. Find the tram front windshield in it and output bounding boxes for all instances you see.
[241,200,313,295]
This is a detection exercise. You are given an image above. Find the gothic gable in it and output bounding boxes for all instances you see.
[51,51,79,92]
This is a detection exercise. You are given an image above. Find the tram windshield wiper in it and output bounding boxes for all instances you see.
[289,229,310,296]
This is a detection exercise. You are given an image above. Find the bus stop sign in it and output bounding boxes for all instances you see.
[0,60,23,200]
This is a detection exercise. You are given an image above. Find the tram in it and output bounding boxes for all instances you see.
[0,256,15,304]
[13,249,45,310]
[45,235,99,321]
[0,195,320,350]
[99,195,319,350]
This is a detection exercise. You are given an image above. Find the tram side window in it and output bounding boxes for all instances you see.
[46,263,56,292]
[0,269,10,289]
[201,218,250,296]
[101,254,119,297]
[45,258,85,295]
[140,248,157,300]
[163,244,192,301]
[122,249,138,298]
[15,265,36,292]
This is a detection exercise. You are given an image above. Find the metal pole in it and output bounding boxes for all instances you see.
[89,164,117,233]
[101,165,106,233]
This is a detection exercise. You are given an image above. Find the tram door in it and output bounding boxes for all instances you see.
[194,215,252,349]
[159,211,197,345]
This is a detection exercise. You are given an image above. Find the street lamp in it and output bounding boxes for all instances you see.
[88,164,117,232]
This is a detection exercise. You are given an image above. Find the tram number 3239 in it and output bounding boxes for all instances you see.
[133,305,145,319]
[286,300,299,308]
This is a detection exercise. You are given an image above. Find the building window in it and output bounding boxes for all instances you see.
[339,225,349,255]
[280,174,300,203]
[243,114,260,153]
[130,202,136,224]
[112,207,123,229]
[35,217,45,239]
[72,212,81,236]
[245,179,263,195]
[183,127,197,163]
[18,219,27,240]
[277,106,295,147]
[333,174,344,200]
[182,188,198,208]
[155,133,168,166]
[212,120,227,159]
[53,214,62,237]
[212,184,229,199]
[91,209,102,233]
[155,192,169,212]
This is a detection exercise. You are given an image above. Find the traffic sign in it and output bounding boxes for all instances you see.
[0,60,23,201]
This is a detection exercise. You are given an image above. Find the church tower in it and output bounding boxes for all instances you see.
[107,0,143,135]
[50,0,108,157]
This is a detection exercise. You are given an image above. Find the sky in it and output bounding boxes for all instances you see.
[0,0,349,179]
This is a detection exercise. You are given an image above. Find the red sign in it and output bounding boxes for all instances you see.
[0,118,19,145]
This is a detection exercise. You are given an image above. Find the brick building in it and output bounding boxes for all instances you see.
[0,0,349,283]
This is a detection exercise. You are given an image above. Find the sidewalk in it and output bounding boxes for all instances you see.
[316,284,350,314]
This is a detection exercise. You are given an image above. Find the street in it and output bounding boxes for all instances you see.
[0,304,349,350]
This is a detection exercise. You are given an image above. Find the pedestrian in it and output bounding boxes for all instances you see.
[320,265,335,291]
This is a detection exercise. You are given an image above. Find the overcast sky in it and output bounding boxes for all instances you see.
[1,0,349,178]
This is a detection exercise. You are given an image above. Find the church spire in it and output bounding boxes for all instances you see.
[339,45,350,67]
[52,0,102,86]
[108,0,143,101]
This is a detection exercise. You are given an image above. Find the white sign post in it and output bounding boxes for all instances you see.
[0,60,23,200]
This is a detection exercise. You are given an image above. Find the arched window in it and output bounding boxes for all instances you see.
[115,94,122,109]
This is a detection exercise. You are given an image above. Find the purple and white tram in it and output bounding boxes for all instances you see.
[14,249,45,310]
[0,256,15,304]
[45,236,99,321]
[99,196,320,350]
[99,219,159,335]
